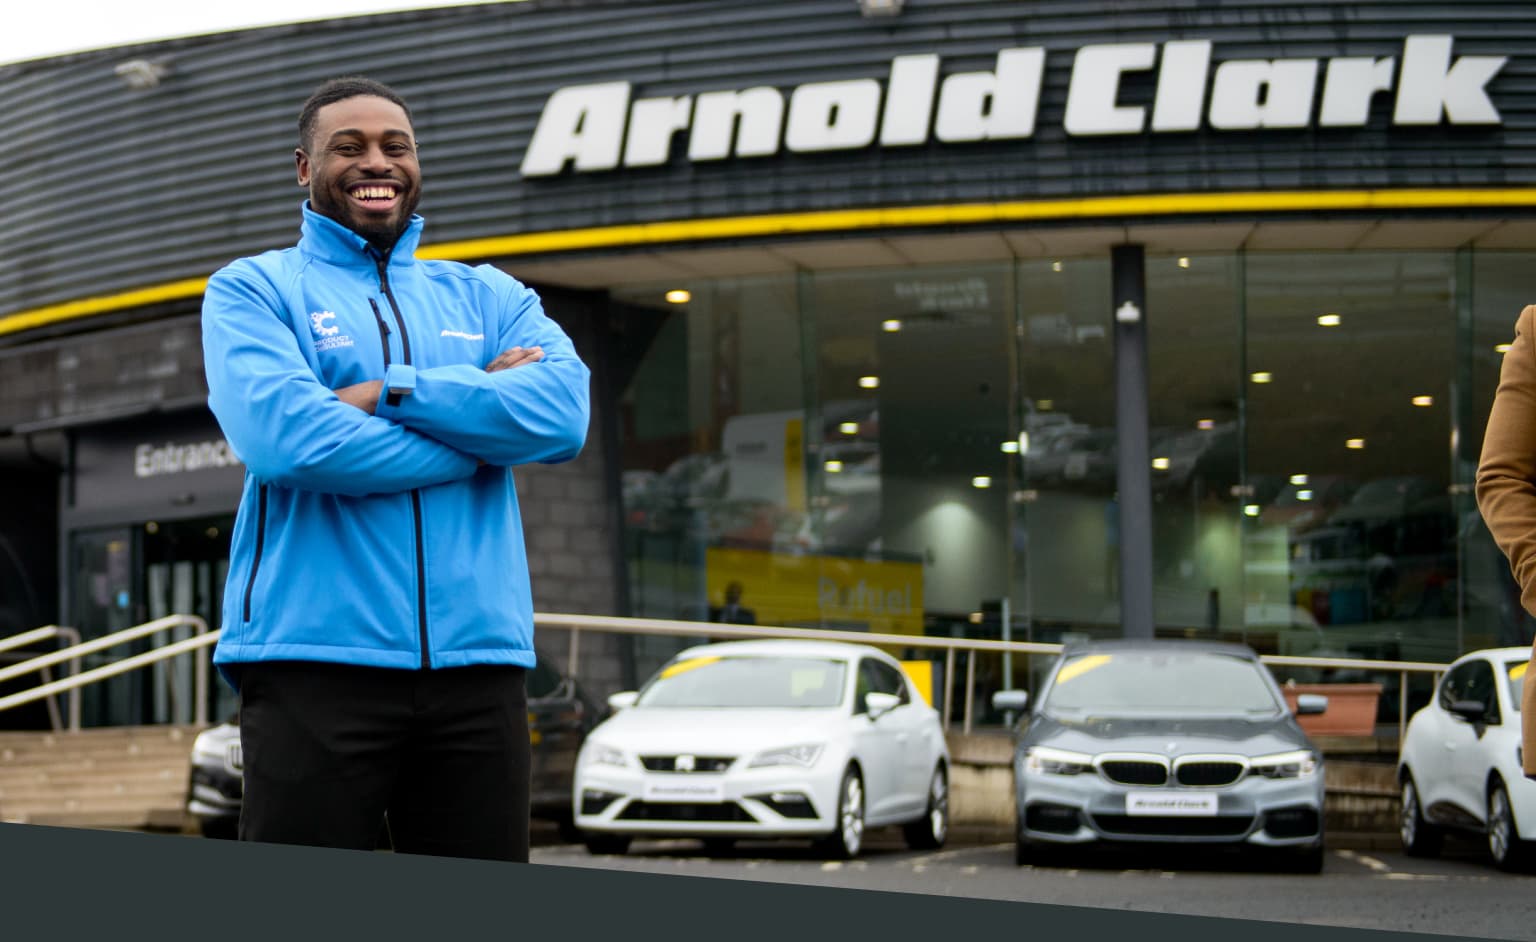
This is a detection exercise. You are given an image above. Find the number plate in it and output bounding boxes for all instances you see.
[643,778,726,803]
[1126,792,1218,816]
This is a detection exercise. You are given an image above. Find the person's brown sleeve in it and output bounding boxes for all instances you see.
[1524,656,1536,778]
[1475,304,1536,778]
[1477,304,1536,618]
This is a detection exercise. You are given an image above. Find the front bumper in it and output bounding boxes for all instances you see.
[186,764,243,820]
[573,762,844,838]
[1016,766,1324,848]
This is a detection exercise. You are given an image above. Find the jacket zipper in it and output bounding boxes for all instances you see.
[373,250,431,670]
[242,484,268,622]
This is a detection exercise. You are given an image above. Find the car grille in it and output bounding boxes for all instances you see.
[639,755,734,772]
[1091,813,1253,838]
[1174,760,1245,787]
[616,801,756,822]
[1099,760,1168,786]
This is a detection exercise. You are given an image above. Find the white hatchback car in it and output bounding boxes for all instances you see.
[1398,646,1535,870]
[572,639,950,859]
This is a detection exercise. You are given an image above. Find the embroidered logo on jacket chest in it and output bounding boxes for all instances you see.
[309,311,355,352]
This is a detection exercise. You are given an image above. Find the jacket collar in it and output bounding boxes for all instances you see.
[297,201,425,269]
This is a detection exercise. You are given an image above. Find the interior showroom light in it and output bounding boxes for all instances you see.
[1317,313,1342,327]
[1346,438,1366,450]
[1290,473,1309,485]
[665,289,691,303]
[1000,441,1020,453]
[825,460,844,473]
[839,422,859,434]
[1412,395,1434,407]
[858,375,880,389]
[1151,457,1170,470]
[1250,371,1273,384]
[972,476,993,488]
[882,319,902,332]
[1197,418,1214,430]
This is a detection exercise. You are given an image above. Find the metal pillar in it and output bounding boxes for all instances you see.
[1112,244,1154,639]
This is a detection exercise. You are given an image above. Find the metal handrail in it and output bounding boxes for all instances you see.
[0,616,212,729]
[0,610,1452,743]
[533,613,1451,741]
[0,625,82,731]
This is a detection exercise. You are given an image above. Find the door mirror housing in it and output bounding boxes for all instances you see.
[607,691,639,711]
[1294,693,1329,715]
[992,689,1030,713]
[864,691,900,718]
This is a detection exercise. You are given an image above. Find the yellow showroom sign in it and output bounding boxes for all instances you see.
[704,546,924,636]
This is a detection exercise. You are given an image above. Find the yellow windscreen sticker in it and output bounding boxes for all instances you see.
[1511,662,1527,681]
[1056,654,1112,685]
[660,656,721,680]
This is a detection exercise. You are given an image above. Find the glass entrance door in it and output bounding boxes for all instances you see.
[142,515,235,724]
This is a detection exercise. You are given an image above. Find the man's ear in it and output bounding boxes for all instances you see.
[295,148,311,187]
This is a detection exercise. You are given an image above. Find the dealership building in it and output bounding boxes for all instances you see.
[1,0,1533,727]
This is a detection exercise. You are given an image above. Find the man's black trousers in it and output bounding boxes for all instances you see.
[235,660,530,862]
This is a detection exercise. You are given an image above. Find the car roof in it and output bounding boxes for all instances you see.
[1059,638,1261,659]
[670,638,889,662]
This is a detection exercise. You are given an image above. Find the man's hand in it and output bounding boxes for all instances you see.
[334,380,383,414]
[487,346,543,373]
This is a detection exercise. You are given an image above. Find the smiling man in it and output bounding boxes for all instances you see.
[199,76,591,861]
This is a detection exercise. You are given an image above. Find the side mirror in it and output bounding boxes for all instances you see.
[607,691,639,711]
[1294,693,1328,716]
[865,692,900,718]
[992,689,1030,713]
[1449,699,1488,723]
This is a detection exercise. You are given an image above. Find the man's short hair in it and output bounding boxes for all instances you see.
[298,76,413,152]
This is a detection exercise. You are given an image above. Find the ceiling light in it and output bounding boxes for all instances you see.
[839,422,859,435]
[1243,504,1260,517]
[825,460,844,473]
[1017,431,1030,454]
[1346,438,1366,450]
[1036,399,1054,411]
[1000,441,1020,454]
[882,319,902,332]
[1151,457,1170,470]
[1290,473,1309,486]
[1317,313,1342,327]
[1051,261,1063,273]
[1177,257,1190,269]
[858,376,880,389]
[665,289,691,304]
[972,476,992,488]
[1196,418,1215,430]
[1497,343,1513,353]
[1297,490,1314,501]
[1250,371,1273,384]
[1412,395,1433,407]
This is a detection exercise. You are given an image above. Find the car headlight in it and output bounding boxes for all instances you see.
[1250,750,1319,779]
[581,743,628,768]
[748,743,824,769]
[191,737,225,762]
[1023,745,1094,776]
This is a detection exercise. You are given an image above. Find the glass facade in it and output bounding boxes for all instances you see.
[611,246,1536,712]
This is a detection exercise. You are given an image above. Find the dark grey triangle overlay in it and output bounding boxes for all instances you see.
[0,823,1490,942]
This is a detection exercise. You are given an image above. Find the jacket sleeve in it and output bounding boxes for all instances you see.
[202,261,481,496]
[374,270,591,467]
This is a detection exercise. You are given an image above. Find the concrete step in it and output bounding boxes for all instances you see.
[0,725,200,830]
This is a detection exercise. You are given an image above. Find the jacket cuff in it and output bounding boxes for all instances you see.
[377,364,417,417]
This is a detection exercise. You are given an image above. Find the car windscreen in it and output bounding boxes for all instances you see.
[636,655,847,708]
[1507,659,1527,712]
[1043,650,1282,714]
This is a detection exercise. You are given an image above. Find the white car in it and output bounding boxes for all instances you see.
[572,639,950,859]
[1398,645,1535,870]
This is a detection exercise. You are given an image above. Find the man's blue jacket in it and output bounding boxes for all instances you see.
[201,203,590,681]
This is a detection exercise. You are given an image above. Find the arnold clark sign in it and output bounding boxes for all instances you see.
[521,35,1506,176]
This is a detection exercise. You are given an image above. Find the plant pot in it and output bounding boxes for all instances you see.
[1281,683,1383,737]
